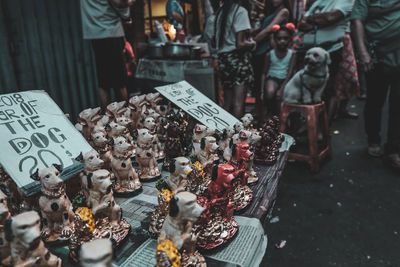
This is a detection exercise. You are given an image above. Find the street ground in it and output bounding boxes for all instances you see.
[261,99,400,267]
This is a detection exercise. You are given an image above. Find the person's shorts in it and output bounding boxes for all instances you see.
[91,37,127,89]
[266,76,285,88]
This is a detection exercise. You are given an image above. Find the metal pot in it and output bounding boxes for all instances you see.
[163,42,191,59]
[147,44,164,59]
[190,46,203,60]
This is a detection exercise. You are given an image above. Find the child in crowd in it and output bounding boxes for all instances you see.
[261,23,296,115]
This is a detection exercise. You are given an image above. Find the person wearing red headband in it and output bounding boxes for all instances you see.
[260,23,297,116]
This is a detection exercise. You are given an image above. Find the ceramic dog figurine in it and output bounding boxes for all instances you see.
[241,113,255,132]
[110,136,142,196]
[0,189,10,264]
[86,169,121,224]
[106,101,127,119]
[90,129,112,170]
[218,126,235,151]
[165,157,192,192]
[142,116,164,160]
[77,107,102,141]
[76,150,104,200]
[159,191,205,267]
[80,239,113,267]
[135,128,161,180]
[128,95,146,129]
[5,211,62,266]
[105,120,127,139]
[236,130,261,184]
[195,164,238,249]
[197,136,219,172]
[255,116,284,165]
[31,165,74,242]
[163,121,184,170]
[233,121,244,134]
[192,124,215,155]
[283,47,330,104]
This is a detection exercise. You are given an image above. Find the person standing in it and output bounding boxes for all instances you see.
[214,0,256,119]
[80,0,134,110]
[166,0,185,42]
[351,0,400,170]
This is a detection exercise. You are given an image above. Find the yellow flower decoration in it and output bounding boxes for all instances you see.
[75,207,95,233]
[193,161,205,179]
[160,189,174,202]
[156,239,181,267]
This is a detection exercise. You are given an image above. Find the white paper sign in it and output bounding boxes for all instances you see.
[155,81,239,131]
[0,91,92,190]
[135,59,184,82]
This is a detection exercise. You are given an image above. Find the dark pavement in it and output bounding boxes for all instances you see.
[261,99,400,267]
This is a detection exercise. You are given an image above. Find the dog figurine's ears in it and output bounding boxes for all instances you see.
[213,131,221,143]
[325,52,332,65]
[221,129,227,140]
[131,130,138,139]
[200,137,206,150]
[30,168,40,181]
[75,152,83,162]
[53,164,63,173]
[105,123,111,132]
[108,138,114,146]
[4,218,13,242]
[169,158,176,174]
[169,197,179,217]
[87,173,93,189]
[229,138,234,148]
[211,164,219,181]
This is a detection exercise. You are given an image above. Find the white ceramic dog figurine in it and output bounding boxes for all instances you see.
[283,47,330,104]
[110,136,142,195]
[219,126,235,151]
[90,129,112,170]
[76,150,104,200]
[159,191,204,250]
[5,211,62,266]
[192,124,215,155]
[135,128,161,180]
[0,189,10,264]
[106,101,127,119]
[197,136,219,170]
[30,165,74,242]
[142,117,164,160]
[77,107,102,141]
[80,239,113,267]
[165,157,193,192]
[86,169,121,224]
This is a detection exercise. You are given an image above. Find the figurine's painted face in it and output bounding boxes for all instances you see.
[112,136,132,154]
[137,128,154,145]
[78,107,102,126]
[90,170,113,195]
[174,157,192,177]
[10,211,41,249]
[38,165,63,191]
[142,117,156,131]
[204,136,218,153]
[80,239,113,267]
[235,142,253,162]
[217,164,235,188]
[106,121,126,136]
[106,101,126,117]
[174,191,205,222]
[83,150,104,171]
[91,130,108,146]
[116,116,131,127]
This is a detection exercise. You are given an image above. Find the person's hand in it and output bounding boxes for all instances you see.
[298,17,313,32]
[359,51,373,72]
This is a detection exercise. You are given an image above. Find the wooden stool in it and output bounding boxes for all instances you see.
[280,101,331,172]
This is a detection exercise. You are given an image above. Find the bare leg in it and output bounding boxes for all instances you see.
[233,84,247,118]
[223,85,234,114]
[264,80,279,116]
[117,87,129,102]
[99,87,110,111]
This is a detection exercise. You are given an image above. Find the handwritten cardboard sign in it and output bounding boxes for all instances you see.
[155,81,239,131]
[0,91,92,193]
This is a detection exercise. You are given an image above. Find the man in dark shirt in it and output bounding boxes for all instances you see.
[351,0,400,170]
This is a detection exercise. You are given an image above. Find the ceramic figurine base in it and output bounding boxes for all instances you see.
[139,174,162,183]
[113,186,143,197]
[149,207,166,236]
[247,175,259,184]
[93,218,131,244]
[194,215,238,250]
[229,185,253,211]
[185,162,211,196]
[181,250,207,267]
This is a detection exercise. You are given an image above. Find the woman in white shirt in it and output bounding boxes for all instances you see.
[214,0,256,118]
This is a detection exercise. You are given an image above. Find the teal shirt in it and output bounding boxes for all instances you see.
[351,0,400,66]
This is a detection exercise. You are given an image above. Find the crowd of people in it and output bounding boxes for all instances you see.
[205,0,400,170]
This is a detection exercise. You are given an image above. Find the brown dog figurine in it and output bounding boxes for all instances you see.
[31,165,74,242]
[192,124,215,155]
[106,101,127,119]
[76,150,105,200]
[77,107,102,141]
[142,116,165,160]
[135,128,161,180]
[5,211,62,266]
[110,136,142,196]
[90,130,112,170]
[80,239,113,267]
